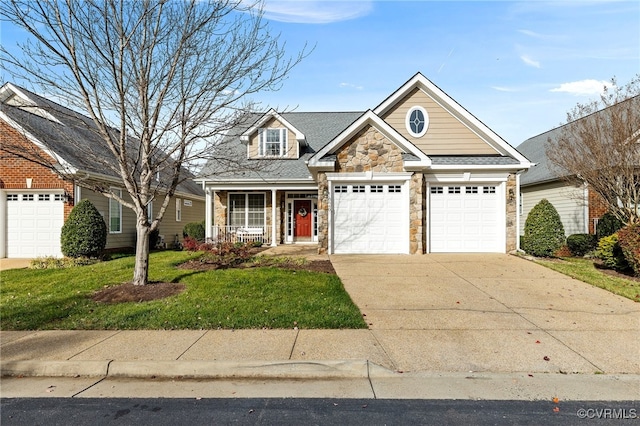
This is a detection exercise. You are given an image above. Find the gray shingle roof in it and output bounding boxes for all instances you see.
[197,111,363,182]
[517,127,565,186]
[1,84,204,197]
[430,156,521,166]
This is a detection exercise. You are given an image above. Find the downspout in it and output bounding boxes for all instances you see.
[583,182,590,234]
[515,171,523,252]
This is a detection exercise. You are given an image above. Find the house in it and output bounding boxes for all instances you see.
[0,83,205,258]
[196,73,531,254]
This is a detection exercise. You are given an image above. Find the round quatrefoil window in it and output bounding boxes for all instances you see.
[405,106,429,138]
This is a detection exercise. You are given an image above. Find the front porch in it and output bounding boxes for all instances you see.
[204,187,320,248]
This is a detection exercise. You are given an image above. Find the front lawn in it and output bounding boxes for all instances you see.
[536,257,640,302]
[0,251,367,330]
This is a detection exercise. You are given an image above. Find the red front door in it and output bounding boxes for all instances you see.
[294,200,312,237]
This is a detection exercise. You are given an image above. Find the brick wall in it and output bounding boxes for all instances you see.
[1,120,75,218]
[588,189,608,234]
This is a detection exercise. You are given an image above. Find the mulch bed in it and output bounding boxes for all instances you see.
[177,259,336,274]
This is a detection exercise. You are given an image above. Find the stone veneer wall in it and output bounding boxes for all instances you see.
[318,125,423,254]
[505,174,517,252]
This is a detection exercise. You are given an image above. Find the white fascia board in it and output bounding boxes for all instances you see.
[239,108,306,145]
[424,172,511,183]
[327,171,412,182]
[205,181,318,191]
[308,110,431,168]
[0,111,77,175]
[429,164,530,171]
[0,83,63,125]
[373,73,531,167]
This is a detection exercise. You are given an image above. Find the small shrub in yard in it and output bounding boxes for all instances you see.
[597,233,629,271]
[60,200,107,258]
[596,212,624,241]
[566,233,597,257]
[617,224,640,276]
[30,256,98,269]
[183,221,205,241]
[522,199,565,257]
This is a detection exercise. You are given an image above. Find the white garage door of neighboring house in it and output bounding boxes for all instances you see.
[6,192,65,258]
[429,184,504,253]
[332,183,408,254]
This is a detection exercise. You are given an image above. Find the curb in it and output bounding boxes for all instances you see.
[1,359,377,380]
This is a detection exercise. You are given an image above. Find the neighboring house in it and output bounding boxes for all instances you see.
[196,73,531,254]
[517,127,609,237]
[0,83,205,258]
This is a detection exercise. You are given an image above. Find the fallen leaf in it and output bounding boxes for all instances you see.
[552,397,559,404]
[543,356,550,361]
[553,407,560,413]
[249,409,254,414]
[528,374,534,377]
[362,404,368,409]
[535,340,541,344]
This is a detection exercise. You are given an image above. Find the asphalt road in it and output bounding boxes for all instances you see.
[2,398,638,425]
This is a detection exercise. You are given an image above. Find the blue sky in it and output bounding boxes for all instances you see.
[1,1,638,146]
[253,0,639,145]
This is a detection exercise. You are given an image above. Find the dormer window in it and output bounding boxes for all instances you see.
[259,128,288,157]
[405,106,429,138]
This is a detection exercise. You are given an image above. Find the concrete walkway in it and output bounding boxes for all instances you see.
[1,251,639,399]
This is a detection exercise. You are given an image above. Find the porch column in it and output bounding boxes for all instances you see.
[205,189,213,240]
[271,189,277,247]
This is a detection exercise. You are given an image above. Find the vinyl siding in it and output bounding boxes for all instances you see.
[248,117,298,159]
[80,188,204,250]
[381,88,497,155]
[520,181,588,237]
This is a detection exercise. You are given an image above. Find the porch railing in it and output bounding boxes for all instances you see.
[210,225,272,246]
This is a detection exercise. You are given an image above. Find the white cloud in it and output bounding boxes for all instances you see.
[550,79,615,96]
[520,54,541,68]
[261,1,373,24]
[339,82,363,90]
[491,86,518,92]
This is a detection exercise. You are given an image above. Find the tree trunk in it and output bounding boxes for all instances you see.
[132,220,151,286]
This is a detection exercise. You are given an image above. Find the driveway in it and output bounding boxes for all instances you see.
[330,253,640,374]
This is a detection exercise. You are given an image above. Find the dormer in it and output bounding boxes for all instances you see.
[240,109,306,159]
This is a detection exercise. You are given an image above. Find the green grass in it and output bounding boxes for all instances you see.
[536,257,640,302]
[0,251,367,330]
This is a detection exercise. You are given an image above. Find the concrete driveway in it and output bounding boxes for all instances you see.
[330,253,640,374]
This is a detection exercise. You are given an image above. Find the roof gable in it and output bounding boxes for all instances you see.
[374,72,530,165]
[308,110,431,171]
[240,108,306,146]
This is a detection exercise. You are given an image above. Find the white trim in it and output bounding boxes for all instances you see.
[205,189,213,240]
[271,189,277,247]
[109,188,122,234]
[284,192,320,244]
[327,171,413,182]
[175,198,182,222]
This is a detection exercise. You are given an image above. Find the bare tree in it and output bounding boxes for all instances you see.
[1,0,306,285]
[546,75,640,225]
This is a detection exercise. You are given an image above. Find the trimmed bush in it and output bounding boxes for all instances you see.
[60,200,107,258]
[597,233,629,271]
[596,212,624,241]
[522,199,565,257]
[617,224,640,276]
[183,221,205,241]
[566,233,597,257]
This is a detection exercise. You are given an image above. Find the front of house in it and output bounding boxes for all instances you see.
[196,73,531,254]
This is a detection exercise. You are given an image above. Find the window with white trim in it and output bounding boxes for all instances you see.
[352,185,365,193]
[334,185,348,193]
[370,185,383,193]
[483,186,496,194]
[23,194,34,201]
[109,189,122,234]
[448,187,461,194]
[229,193,265,227]
[430,187,443,194]
[465,186,478,194]
[389,185,402,193]
[258,128,288,157]
[7,194,18,201]
[38,194,50,201]
[176,198,182,221]
[406,106,429,137]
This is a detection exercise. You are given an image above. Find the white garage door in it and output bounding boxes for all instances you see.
[6,192,65,258]
[429,184,503,253]
[332,183,408,254]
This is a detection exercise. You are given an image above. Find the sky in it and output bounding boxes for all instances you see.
[250,0,639,145]
[1,1,638,147]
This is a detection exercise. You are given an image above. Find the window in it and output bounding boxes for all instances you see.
[334,185,348,193]
[448,187,461,194]
[370,185,383,193]
[109,189,122,234]
[465,186,478,194]
[483,186,496,194]
[22,194,34,201]
[259,128,288,157]
[7,194,18,201]
[38,194,50,201]
[229,193,265,227]
[430,187,443,194]
[405,106,429,137]
[54,194,64,202]
[352,185,365,193]
[176,198,182,221]
[389,185,402,193]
